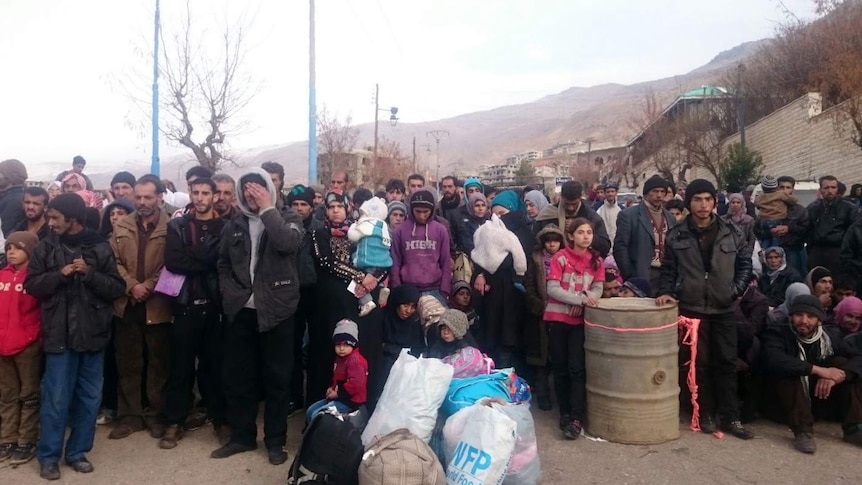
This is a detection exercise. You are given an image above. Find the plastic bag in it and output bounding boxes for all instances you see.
[495,403,541,485]
[441,372,511,418]
[443,401,517,485]
[362,349,454,445]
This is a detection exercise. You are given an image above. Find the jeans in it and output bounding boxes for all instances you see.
[547,322,586,421]
[758,220,781,249]
[38,350,104,465]
[223,309,294,449]
[305,399,351,423]
[784,247,808,279]
[163,304,225,426]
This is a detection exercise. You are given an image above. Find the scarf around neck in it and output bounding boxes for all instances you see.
[797,325,834,401]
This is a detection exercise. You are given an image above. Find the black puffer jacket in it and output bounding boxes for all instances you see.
[24,231,126,353]
[807,198,858,248]
[658,216,752,315]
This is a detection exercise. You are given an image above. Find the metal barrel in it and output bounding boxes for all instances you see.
[584,299,680,444]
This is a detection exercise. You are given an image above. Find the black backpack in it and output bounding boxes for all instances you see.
[287,406,368,485]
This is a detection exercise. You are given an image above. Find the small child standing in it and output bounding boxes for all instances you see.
[348,197,393,317]
[755,175,797,248]
[543,218,604,441]
[426,309,492,378]
[0,231,42,465]
[305,320,368,423]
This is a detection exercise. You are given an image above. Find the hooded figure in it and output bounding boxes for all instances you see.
[834,296,862,338]
[524,190,548,222]
[347,197,393,271]
[0,159,28,236]
[455,192,489,254]
[390,189,452,297]
[757,246,803,307]
[61,172,103,210]
[766,282,811,328]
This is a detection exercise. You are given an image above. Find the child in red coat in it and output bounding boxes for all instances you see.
[0,231,42,465]
[305,319,368,423]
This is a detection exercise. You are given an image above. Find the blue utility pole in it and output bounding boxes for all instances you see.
[308,0,318,185]
[151,0,161,176]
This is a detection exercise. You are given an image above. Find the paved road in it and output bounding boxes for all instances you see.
[2,409,860,484]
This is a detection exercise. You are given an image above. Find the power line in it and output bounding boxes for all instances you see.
[372,0,405,59]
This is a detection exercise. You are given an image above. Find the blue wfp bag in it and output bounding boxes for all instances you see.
[440,373,510,418]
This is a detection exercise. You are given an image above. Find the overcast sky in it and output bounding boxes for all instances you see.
[0,0,817,172]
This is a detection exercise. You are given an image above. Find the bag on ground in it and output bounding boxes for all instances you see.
[287,406,368,485]
[362,348,454,445]
[358,428,446,485]
[440,372,511,418]
[443,401,518,485]
[496,403,541,485]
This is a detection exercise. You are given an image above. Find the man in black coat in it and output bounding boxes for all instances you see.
[534,181,611,257]
[656,179,754,440]
[212,168,303,465]
[753,176,810,277]
[761,294,862,454]
[0,158,27,237]
[807,175,857,272]
[24,194,125,480]
[613,175,677,293]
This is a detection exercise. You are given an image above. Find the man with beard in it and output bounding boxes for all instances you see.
[0,159,28,237]
[534,181,611,257]
[212,168,302,465]
[439,176,462,253]
[159,178,227,449]
[261,162,289,208]
[762,294,862,454]
[24,194,125,479]
[596,181,622,249]
[109,172,136,203]
[212,174,238,220]
[614,175,677,290]
[807,175,857,272]
[108,175,173,441]
[14,187,49,240]
[285,184,324,417]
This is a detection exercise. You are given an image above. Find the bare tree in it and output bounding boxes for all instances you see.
[317,106,359,185]
[372,135,409,188]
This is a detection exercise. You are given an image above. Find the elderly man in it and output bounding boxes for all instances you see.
[807,175,857,272]
[596,181,623,249]
[762,294,862,454]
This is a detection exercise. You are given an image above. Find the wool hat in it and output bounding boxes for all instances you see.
[464,177,483,193]
[727,193,745,205]
[5,231,39,258]
[438,309,469,339]
[643,175,667,196]
[807,266,832,290]
[387,200,407,218]
[48,193,87,223]
[333,319,359,347]
[789,294,826,321]
[684,179,717,209]
[110,171,136,187]
[761,175,779,192]
[287,184,315,206]
[359,197,388,220]
[452,280,471,295]
[622,277,651,298]
[0,159,28,186]
[418,294,446,327]
[409,189,436,211]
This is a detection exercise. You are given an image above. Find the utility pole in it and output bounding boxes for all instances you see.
[737,63,746,151]
[151,0,161,176]
[412,136,417,174]
[426,130,449,194]
[308,0,318,185]
[372,84,398,166]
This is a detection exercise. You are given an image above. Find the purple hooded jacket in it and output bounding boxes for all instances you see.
[390,189,453,296]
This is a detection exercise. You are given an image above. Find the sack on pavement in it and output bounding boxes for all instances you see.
[496,402,541,485]
[443,400,518,485]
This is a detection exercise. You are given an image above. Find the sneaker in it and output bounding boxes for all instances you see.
[793,432,816,454]
[267,446,288,465]
[843,425,862,448]
[0,442,14,462]
[9,443,37,465]
[378,287,391,308]
[359,301,377,317]
[721,420,754,440]
[699,413,717,434]
[96,409,116,426]
[563,419,583,440]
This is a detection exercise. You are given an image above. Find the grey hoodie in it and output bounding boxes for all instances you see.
[236,167,279,309]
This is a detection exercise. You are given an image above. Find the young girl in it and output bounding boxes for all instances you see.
[543,218,604,440]
[425,309,491,378]
[305,320,368,423]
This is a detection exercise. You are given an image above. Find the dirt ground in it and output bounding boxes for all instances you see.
[2,407,860,484]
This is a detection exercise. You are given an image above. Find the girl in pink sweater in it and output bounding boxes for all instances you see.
[543,217,604,440]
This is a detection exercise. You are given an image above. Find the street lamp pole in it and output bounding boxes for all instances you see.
[151,0,161,176]
[372,84,399,166]
[426,130,449,194]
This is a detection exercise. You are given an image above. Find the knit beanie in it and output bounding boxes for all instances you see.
[110,171,137,187]
[0,159,28,186]
[789,294,826,322]
[387,200,407,218]
[5,231,39,258]
[287,184,315,206]
[438,309,469,340]
[409,189,436,211]
[643,175,667,196]
[332,319,359,347]
[622,277,651,298]
[48,193,87,223]
[761,175,779,193]
[464,177,483,193]
[418,294,446,328]
[806,266,832,291]
[452,280,471,296]
[684,179,717,209]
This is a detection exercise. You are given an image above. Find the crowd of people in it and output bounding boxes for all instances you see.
[2,153,862,481]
